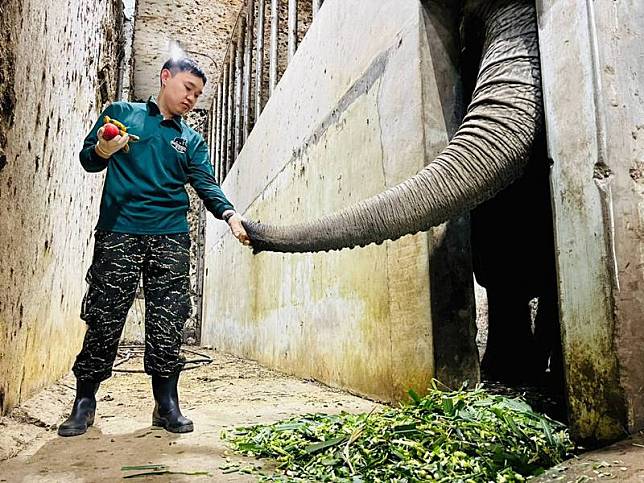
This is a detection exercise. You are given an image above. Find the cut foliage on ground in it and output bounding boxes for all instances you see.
[223,384,574,482]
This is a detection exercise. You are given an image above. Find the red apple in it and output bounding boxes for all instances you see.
[102,123,120,141]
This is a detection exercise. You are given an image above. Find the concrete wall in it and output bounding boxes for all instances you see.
[0,0,124,414]
[202,0,476,402]
[538,0,644,441]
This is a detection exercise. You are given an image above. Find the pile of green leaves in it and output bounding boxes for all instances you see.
[223,385,574,482]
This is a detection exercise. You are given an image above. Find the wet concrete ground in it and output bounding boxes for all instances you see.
[1,347,643,482]
[0,348,378,482]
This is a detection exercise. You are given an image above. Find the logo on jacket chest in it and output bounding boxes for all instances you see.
[171,137,188,154]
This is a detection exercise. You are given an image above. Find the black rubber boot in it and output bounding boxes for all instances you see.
[151,372,193,433]
[57,380,100,437]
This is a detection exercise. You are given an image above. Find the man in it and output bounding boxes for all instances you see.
[58,58,249,437]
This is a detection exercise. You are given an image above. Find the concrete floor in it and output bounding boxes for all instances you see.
[534,433,644,483]
[2,347,643,482]
[0,348,378,482]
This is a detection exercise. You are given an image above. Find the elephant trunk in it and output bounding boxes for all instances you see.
[243,0,543,254]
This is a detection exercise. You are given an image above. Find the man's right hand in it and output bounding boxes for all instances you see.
[95,126,129,159]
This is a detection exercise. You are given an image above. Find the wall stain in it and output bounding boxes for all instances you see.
[0,1,18,173]
[565,339,627,446]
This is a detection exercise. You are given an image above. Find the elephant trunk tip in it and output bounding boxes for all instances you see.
[242,217,427,254]
[242,219,270,254]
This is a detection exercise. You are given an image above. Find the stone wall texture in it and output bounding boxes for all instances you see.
[132,0,244,108]
[0,0,124,414]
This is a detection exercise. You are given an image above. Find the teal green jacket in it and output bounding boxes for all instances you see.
[80,98,234,235]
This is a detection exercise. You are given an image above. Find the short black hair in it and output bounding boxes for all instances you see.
[160,58,207,86]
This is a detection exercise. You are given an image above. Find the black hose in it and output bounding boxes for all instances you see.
[113,344,213,373]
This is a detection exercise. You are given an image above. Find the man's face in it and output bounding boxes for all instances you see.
[160,69,204,116]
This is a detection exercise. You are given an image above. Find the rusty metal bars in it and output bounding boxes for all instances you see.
[242,0,255,142]
[288,0,297,61]
[221,70,229,179]
[225,45,235,173]
[210,96,216,181]
[233,17,246,158]
[213,0,320,181]
[215,81,223,182]
[255,0,265,119]
[211,101,216,181]
[220,64,229,179]
[269,0,279,95]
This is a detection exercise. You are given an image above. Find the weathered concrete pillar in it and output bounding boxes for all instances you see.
[537,0,644,442]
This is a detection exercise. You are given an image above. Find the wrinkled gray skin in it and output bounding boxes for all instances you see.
[243,0,560,386]
[244,0,542,253]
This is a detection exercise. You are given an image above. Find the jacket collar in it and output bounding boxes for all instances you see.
[147,97,183,131]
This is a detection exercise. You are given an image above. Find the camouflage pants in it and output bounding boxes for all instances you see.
[72,230,191,382]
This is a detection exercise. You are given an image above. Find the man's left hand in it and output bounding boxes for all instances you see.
[227,213,251,246]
